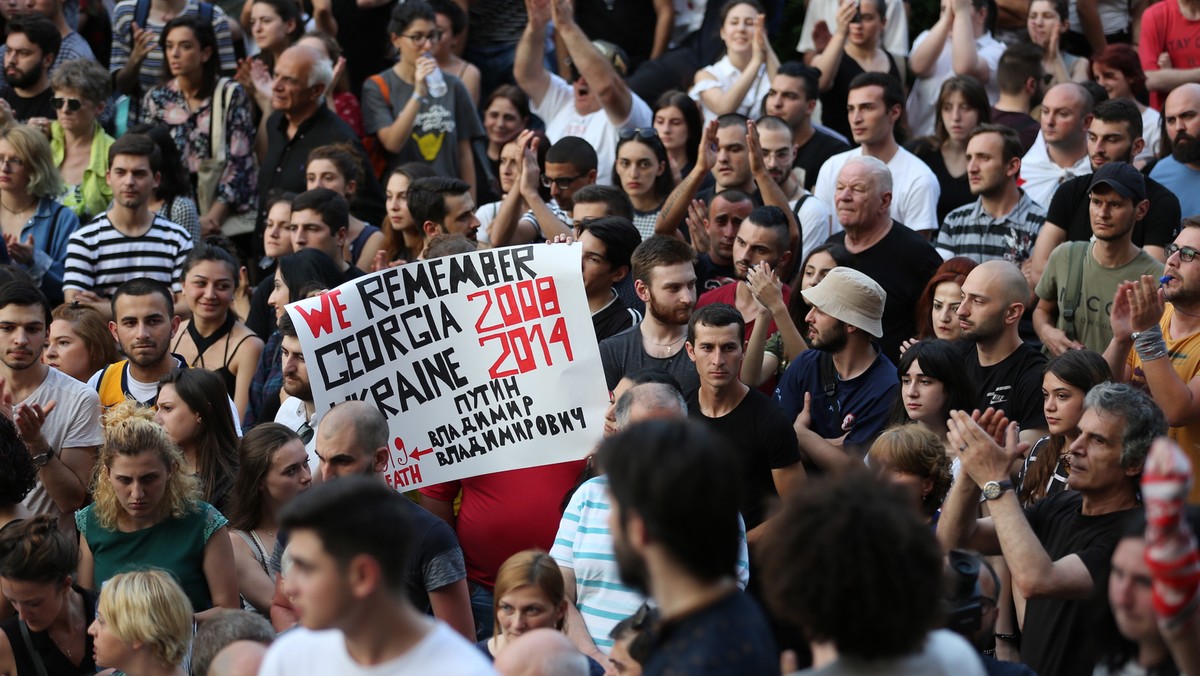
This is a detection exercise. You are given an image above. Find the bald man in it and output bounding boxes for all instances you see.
[207,641,268,676]
[1150,83,1200,221]
[957,260,1048,443]
[1019,83,1095,208]
[494,628,590,676]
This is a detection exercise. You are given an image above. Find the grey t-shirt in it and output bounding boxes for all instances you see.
[599,326,700,399]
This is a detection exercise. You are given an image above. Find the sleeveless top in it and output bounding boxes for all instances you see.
[76,501,228,612]
[819,50,902,142]
[349,224,382,266]
[0,586,98,676]
[172,315,256,397]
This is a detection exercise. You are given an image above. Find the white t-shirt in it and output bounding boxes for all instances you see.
[1140,106,1162,164]
[259,623,497,675]
[474,200,501,246]
[790,189,840,264]
[21,367,102,519]
[796,0,910,57]
[85,360,243,435]
[795,630,987,675]
[905,31,1007,138]
[531,73,653,185]
[274,395,318,476]
[689,55,772,123]
[813,146,941,232]
[1068,0,1130,37]
[1018,137,1091,210]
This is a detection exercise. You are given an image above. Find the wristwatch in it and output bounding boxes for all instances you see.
[982,479,1014,500]
[31,448,54,467]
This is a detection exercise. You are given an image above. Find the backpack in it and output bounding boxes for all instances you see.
[363,73,392,180]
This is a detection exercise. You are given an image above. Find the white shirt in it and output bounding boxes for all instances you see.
[260,623,497,675]
[905,31,1007,138]
[1139,106,1162,164]
[813,146,942,232]
[86,360,243,434]
[796,0,910,57]
[689,55,772,123]
[1018,136,1092,210]
[790,187,841,263]
[274,395,318,476]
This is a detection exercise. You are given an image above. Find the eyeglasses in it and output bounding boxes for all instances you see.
[0,156,25,169]
[619,127,659,141]
[541,173,585,189]
[297,420,314,445]
[399,29,443,44]
[1167,243,1199,263]
[51,97,82,112]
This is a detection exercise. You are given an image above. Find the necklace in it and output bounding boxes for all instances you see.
[0,197,34,215]
[646,333,686,357]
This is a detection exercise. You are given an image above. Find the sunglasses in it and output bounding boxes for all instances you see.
[619,127,659,141]
[297,420,314,445]
[51,97,83,112]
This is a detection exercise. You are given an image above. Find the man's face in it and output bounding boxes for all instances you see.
[686,322,744,390]
[316,431,374,482]
[607,499,649,595]
[833,161,886,230]
[713,125,751,189]
[1087,118,1138,169]
[282,529,354,630]
[439,192,481,241]
[846,85,896,147]
[1067,407,1137,494]
[706,195,752,264]
[765,74,811,128]
[3,33,46,90]
[638,262,696,326]
[544,161,593,212]
[290,208,345,261]
[570,200,609,224]
[804,305,848,352]
[957,270,1010,343]
[1088,187,1142,243]
[1108,537,1157,646]
[1040,85,1089,146]
[579,230,621,298]
[280,334,312,402]
[1166,88,1200,164]
[109,293,177,369]
[1164,228,1200,305]
[966,132,1015,197]
[758,127,796,187]
[0,303,44,370]
[106,154,159,210]
[732,221,786,279]
[271,49,320,115]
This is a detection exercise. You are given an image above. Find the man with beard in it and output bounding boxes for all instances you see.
[89,278,183,409]
[1150,83,1200,221]
[1018,83,1094,210]
[956,260,1048,443]
[1105,217,1200,501]
[599,235,700,398]
[599,419,778,674]
[696,205,792,336]
[762,62,849,191]
[273,313,317,464]
[1031,99,1179,288]
[1,14,57,123]
[62,134,192,318]
[776,267,898,473]
[756,115,834,263]
[0,280,99,529]
[692,190,753,292]
[1034,162,1163,355]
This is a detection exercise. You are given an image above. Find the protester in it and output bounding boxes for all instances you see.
[304,144,383,270]
[190,609,274,676]
[887,339,978,458]
[43,302,116,383]
[868,425,954,526]
[613,129,674,240]
[690,0,777,123]
[479,85,531,203]
[812,0,904,142]
[48,58,112,224]
[912,256,977,343]
[88,569,193,676]
[1092,44,1161,164]
[652,90,702,184]
[154,368,240,514]
[382,163,438,264]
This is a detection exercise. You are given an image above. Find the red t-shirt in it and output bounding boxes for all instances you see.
[695,281,792,394]
[419,459,587,588]
[1140,0,1200,110]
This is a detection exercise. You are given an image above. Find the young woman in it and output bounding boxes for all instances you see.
[76,402,238,620]
[913,256,977,342]
[887,339,978,455]
[475,141,522,247]
[382,162,438,264]
[481,550,570,659]
[244,0,301,74]
[48,58,113,224]
[43,303,118,383]
[908,77,991,224]
[88,569,192,676]
[227,423,311,614]
[1092,43,1161,164]
[428,0,482,105]
[653,91,703,185]
[297,31,365,140]
[363,0,483,189]
[171,243,264,419]
[1027,0,1090,86]
[478,85,530,205]
[154,369,241,515]
[690,0,778,123]
[813,0,903,141]
[868,424,954,527]
[1018,349,1112,506]
[305,144,384,270]
[141,16,257,239]
[613,129,675,240]
[127,124,201,243]
[0,516,98,675]
[0,125,80,307]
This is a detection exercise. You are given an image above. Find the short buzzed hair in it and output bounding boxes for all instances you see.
[572,184,634,221]
[841,155,892,195]
[755,115,794,141]
[546,136,598,173]
[614,382,688,428]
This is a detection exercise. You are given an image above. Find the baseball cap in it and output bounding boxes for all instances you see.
[1088,161,1146,203]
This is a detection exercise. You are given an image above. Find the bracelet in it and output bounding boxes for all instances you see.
[1134,325,1168,362]
[993,632,1019,644]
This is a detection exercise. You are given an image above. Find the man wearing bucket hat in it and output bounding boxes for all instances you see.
[775,266,900,472]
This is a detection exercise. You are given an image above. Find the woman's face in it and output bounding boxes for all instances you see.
[941,91,980,144]
[616,140,664,201]
[43,319,94,382]
[183,259,235,323]
[261,438,312,509]
[250,2,294,53]
[432,12,455,60]
[268,269,291,321]
[1042,371,1087,437]
[0,138,30,193]
[164,25,210,79]
[848,0,884,47]
[306,158,351,197]
[392,18,439,67]
[1,578,69,633]
[653,105,688,152]
[88,608,133,670]
[498,142,522,194]
[720,3,758,54]
[386,173,415,233]
[497,585,564,640]
[801,251,837,291]
[873,457,933,509]
[931,281,963,341]
[484,97,525,147]
[51,86,99,134]
[1027,0,1065,45]
[154,384,201,448]
[263,201,294,259]
[900,359,948,426]
[108,452,171,522]
[1093,63,1134,100]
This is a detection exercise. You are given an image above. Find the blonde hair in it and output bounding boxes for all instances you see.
[98,569,193,667]
[868,425,953,516]
[92,401,200,531]
[493,550,566,635]
[0,125,62,199]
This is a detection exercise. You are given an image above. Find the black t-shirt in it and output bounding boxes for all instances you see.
[911,139,973,226]
[687,387,801,529]
[2,87,53,122]
[694,253,736,294]
[959,340,1048,430]
[1,585,97,676]
[1021,491,1136,676]
[643,591,779,676]
[794,129,851,191]
[992,108,1040,154]
[827,223,942,363]
[1045,172,1180,248]
[592,292,641,342]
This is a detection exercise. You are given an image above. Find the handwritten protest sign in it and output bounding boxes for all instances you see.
[284,244,608,491]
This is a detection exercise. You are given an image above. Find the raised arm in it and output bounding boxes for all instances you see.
[651,0,674,60]
[811,0,858,93]
[911,0,953,78]
[747,119,800,281]
[1120,276,1200,426]
[552,0,633,124]
[655,119,718,237]
[696,15,770,117]
[514,0,553,105]
[951,0,991,84]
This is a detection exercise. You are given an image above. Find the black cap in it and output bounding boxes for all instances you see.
[1088,161,1146,203]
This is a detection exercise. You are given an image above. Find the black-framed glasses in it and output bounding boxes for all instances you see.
[297,421,314,445]
[1167,243,1199,263]
[541,173,584,189]
[51,97,82,112]
[619,127,659,141]
[399,29,443,44]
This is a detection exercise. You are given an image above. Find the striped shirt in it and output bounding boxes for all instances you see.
[63,214,193,296]
[936,189,1047,264]
[551,476,751,654]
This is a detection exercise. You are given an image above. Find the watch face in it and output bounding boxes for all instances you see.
[983,482,1001,500]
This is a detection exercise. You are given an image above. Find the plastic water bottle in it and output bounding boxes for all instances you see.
[424,52,448,98]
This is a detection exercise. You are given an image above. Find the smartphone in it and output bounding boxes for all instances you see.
[850,0,863,23]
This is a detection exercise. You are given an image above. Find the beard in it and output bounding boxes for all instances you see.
[647,292,693,326]
[283,376,313,402]
[613,528,650,596]
[810,320,849,353]
[1173,131,1200,164]
[4,60,43,89]
[124,342,168,368]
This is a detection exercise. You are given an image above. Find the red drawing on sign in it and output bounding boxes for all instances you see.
[391,437,410,467]
[410,445,434,460]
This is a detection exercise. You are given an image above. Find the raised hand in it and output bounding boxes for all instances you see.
[129,23,157,65]
[684,199,710,253]
[3,233,33,266]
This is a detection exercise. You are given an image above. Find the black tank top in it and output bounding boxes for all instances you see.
[1,586,98,676]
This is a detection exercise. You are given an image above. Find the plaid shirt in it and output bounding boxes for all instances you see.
[244,331,282,429]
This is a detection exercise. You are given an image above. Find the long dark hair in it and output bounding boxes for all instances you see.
[786,243,856,334]
[228,423,302,532]
[277,248,345,303]
[654,90,702,169]
[887,339,978,428]
[157,369,240,509]
[383,162,437,262]
[929,76,991,151]
[613,132,676,206]
[159,15,219,99]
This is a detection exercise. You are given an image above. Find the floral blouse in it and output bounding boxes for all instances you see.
[140,78,258,213]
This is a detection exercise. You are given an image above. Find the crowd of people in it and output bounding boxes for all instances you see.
[0,0,1198,672]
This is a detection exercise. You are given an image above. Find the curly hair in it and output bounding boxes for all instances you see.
[0,514,77,583]
[92,401,200,531]
[868,425,953,517]
[762,471,944,659]
[0,414,37,507]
